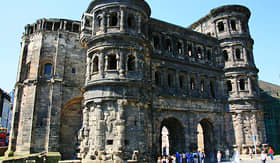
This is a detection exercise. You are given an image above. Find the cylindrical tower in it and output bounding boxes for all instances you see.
[210,5,266,153]
[79,0,152,161]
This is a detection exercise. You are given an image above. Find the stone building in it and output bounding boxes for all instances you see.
[8,0,267,162]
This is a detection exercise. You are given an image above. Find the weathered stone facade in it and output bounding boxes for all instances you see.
[8,0,267,162]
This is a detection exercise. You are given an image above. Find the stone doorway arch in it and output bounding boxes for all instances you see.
[197,119,216,155]
[59,97,83,160]
[160,117,185,155]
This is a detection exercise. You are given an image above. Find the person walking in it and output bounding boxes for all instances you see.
[176,152,180,163]
[249,147,253,159]
[157,156,162,163]
[201,152,205,163]
[217,151,222,163]
[269,146,274,160]
[261,151,267,163]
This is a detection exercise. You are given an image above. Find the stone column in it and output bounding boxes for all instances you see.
[100,52,105,78]
[235,78,239,96]
[86,55,91,83]
[102,13,107,33]
[233,113,244,151]
[95,104,105,159]
[243,47,248,63]
[248,76,253,96]
[120,7,125,32]
[119,51,125,78]
[63,21,67,30]
[59,21,63,30]
[137,15,142,33]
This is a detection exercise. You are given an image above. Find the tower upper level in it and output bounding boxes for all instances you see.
[190,5,251,40]
[81,0,151,45]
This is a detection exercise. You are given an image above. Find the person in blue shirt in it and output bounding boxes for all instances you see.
[176,152,180,163]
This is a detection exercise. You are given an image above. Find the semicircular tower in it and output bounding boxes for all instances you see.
[79,0,153,161]
[191,5,266,153]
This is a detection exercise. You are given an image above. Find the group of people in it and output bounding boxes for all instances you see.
[157,151,206,163]
[260,147,275,163]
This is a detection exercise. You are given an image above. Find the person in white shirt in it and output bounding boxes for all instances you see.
[217,151,222,163]
[261,151,267,163]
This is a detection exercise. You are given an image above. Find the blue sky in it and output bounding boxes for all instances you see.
[0,0,279,92]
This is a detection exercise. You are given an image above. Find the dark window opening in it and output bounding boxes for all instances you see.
[210,81,215,98]
[218,22,224,32]
[241,22,247,32]
[93,56,99,73]
[236,48,241,59]
[191,78,195,90]
[107,140,113,145]
[153,36,160,49]
[177,42,183,54]
[127,55,136,71]
[155,71,161,86]
[127,14,135,28]
[165,39,172,52]
[231,20,237,31]
[125,140,129,145]
[109,13,118,27]
[97,17,102,28]
[168,73,173,88]
[44,63,52,75]
[46,22,52,31]
[188,44,192,57]
[200,80,204,92]
[73,24,80,33]
[197,47,202,59]
[29,27,34,34]
[85,18,90,27]
[223,50,228,62]
[179,75,185,89]
[66,23,72,31]
[239,79,245,91]
[107,54,117,70]
[54,22,60,31]
[72,68,76,74]
[207,50,211,61]
[226,80,232,92]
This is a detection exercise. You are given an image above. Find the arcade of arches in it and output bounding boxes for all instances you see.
[160,117,216,156]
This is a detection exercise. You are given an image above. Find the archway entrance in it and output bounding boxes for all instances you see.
[160,117,185,155]
[197,119,215,155]
[60,99,82,160]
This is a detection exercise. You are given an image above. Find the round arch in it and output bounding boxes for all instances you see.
[59,97,83,160]
[159,117,185,155]
[197,118,216,155]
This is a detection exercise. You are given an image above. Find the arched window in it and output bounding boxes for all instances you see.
[210,81,215,98]
[44,63,52,75]
[109,12,118,27]
[223,50,229,62]
[127,55,135,71]
[218,22,224,32]
[179,75,185,89]
[226,80,232,92]
[107,54,117,70]
[200,80,204,92]
[155,71,161,86]
[197,47,202,59]
[93,56,99,73]
[230,20,237,31]
[188,44,192,57]
[239,79,245,91]
[165,39,172,52]
[127,14,135,29]
[153,36,160,49]
[236,48,241,60]
[190,78,195,90]
[177,41,183,54]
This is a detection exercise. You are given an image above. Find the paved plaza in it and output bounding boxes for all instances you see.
[222,158,280,163]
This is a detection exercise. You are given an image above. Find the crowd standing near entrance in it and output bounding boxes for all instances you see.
[157,151,207,163]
